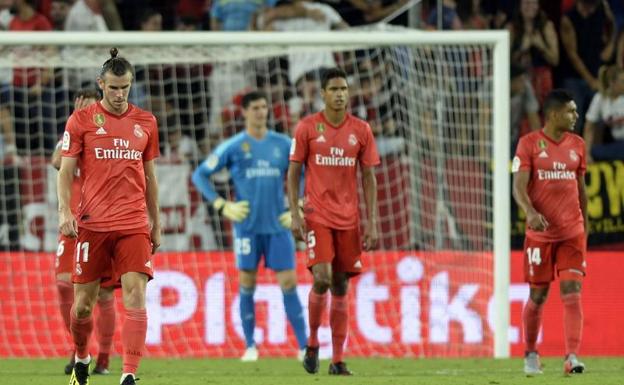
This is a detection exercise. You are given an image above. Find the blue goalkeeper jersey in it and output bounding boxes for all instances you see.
[192,130,292,234]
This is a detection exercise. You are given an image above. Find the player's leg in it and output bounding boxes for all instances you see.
[234,231,262,361]
[114,230,153,385]
[522,236,554,376]
[239,269,259,361]
[266,232,307,359]
[302,221,336,374]
[70,281,100,385]
[93,286,116,375]
[55,234,76,374]
[328,271,352,375]
[557,233,586,375]
[70,228,112,385]
[326,226,362,376]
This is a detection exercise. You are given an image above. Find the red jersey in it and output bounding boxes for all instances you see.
[62,102,160,232]
[513,130,586,242]
[290,112,380,229]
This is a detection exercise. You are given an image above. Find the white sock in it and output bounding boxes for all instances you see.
[75,354,90,365]
[120,373,135,384]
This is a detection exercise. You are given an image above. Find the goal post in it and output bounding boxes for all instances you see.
[0,30,510,358]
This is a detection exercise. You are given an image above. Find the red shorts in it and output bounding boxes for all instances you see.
[305,220,363,275]
[55,233,76,275]
[72,227,154,286]
[523,232,586,284]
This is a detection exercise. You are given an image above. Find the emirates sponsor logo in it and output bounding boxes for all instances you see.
[94,138,142,160]
[537,161,576,180]
[315,147,356,167]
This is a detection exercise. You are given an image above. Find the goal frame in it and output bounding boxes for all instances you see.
[1,30,510,358]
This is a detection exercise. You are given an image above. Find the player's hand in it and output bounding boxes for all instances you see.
[279,201,304,229]
[291,212,306,242]
[526,209,549,231]
[213,197,250,222]
[150,225,161,254]
[58,209,78,238]
[363,220,379,251]
[73,95,92,110]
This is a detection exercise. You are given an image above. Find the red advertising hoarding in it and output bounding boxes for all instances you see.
[0,251,622,358]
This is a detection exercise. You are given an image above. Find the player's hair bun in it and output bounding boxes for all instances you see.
[110,47,119,58]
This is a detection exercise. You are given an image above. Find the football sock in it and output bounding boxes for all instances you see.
[307,291,328,347]
[96,296,116,361]
[121,308,147,374]
[522,298,543,352]
[562,292,583,356]
[330,294,348,364]
[282,287,307,349]
[56,280,74,333]
[239,286,256,348]
[70,307,93,360]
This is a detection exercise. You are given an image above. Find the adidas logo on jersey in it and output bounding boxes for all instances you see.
[145,260,152,269]
[353,260,362,268]
[96,127,107,135]
[538,151,548,158]
[316,135,326,143]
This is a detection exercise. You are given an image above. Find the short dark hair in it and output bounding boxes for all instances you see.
[543,89,574,116]
[75,89,100,100]
[99,48,134,78]
[321,67,348,89]
[241,90,267,109]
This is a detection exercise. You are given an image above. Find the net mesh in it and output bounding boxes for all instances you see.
[0,37,497,358]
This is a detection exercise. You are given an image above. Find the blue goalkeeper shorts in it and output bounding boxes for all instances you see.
[233,229,296,272]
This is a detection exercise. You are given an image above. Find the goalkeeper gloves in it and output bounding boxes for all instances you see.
[213,197,250,222]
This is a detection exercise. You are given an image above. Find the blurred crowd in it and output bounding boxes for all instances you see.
[0,0,623,162]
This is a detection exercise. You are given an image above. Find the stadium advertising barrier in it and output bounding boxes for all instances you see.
[512,160,624,249]
[1,250,622,358]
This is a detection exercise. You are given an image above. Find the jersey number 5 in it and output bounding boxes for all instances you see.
[526,247,541,266]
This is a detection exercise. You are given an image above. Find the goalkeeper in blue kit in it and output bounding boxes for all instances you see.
[192,90,307,361]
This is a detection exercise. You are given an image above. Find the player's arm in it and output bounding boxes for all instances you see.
[578,173,589,236]
[361,165,379,250]
[144,159,161,253]
[191,151,249,222]
[512,171,548,231]
[51,142,62,170]
[287,160,305,241]
[57,156,78,237]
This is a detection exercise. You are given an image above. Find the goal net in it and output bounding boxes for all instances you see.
[0,30,509,359]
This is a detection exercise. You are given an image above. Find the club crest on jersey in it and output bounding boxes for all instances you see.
[538,139,547,149]
[133,124,144,138]
[93,113,105,127]
[241,142,252,158]
[569,149,578,161]
[348,134,357,146]
[316,123,325,133]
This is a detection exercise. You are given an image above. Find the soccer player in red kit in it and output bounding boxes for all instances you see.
[51,90,116,376]
[512,89,588,376]
[288,67,380,376]
[58,48,161,385]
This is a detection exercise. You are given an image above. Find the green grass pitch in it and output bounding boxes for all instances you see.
[1,357,623,385]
